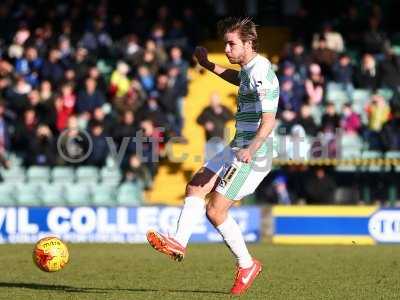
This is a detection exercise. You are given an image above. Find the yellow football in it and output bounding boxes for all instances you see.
[33,237,69,272]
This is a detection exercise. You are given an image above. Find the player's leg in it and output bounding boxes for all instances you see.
[206,191,262,295]
[206,191,253,268]
[147,166,220,261]
[174,167,220,246]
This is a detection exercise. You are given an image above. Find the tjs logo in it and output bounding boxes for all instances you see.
[368,210,400,242]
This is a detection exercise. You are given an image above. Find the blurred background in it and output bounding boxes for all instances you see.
[0,0,400,244]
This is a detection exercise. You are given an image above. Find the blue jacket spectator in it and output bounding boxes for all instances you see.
[76,78,105,115]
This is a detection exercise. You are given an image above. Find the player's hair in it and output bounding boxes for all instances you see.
[217,17,258,51]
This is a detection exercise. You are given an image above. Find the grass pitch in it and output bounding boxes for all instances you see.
[0,243,399,299]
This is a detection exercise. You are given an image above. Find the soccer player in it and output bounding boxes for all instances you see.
[147,17,279,295]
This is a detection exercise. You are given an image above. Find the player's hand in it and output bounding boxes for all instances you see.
[194,46,211,68]
[235,148,253,163]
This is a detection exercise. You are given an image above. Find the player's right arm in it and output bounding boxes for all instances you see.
[194,46,240,86]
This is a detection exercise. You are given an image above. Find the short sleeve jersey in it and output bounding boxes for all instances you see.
[231,54,279,149]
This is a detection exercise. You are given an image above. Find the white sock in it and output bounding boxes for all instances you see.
[174,196,206,247]
[217,214,253,268]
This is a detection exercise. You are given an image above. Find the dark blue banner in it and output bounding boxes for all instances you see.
[0,206,261,243]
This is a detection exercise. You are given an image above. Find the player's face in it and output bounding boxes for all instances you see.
[223,31,248,64]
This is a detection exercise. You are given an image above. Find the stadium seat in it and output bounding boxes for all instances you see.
[7,153,23,168]
[377,88,394,101]
[340,134,363,152]
[27,166,50,183]
[0,183,17,205]
[65,183,92,206]
[116,182,144,206]
[100,167,122,186]
[39,184,66,206]
[16,183,41,206]
[0,167,26,183]
[92,184,117,206]
[385,151,400,173]
[76,166,99,183]
[361,150,383,173]
[52,166,75,183]
[352,89,371,103]
[335,148,361,172]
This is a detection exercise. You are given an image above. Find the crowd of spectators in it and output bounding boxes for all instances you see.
[263,2,400,204]
[0,0,201,186]
[0,0,399,204]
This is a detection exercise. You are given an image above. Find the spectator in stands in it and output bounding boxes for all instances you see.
[0,101,11,156]
[113,110,138,156]
[321,102,340,133]
[340,103,361,135]
[297,104,318,136]
[284,42,308,80]
[381,108,400,151]
[332,53,354,97]
[41,49,64,87]
[311,38,337,77]
[304,167,336,204]
[167,46,189,78]
[4,76,31,115]
[155,72,182,138]
[76,77,106,120]
[364,94,391,150]
[305,63,324,105]
[88,107,114,136]
[279,78,303,115]
[14,46,42,87]
[379,48,400,91]
[55,83,75,132]
[312,22,344,53]
[197,92,233,160]
[86,121,108,167]
[272,175,292,205]
[136,95,168,128]
[363,16,388,56]
[122,153,152,190]
[109,61,131,99]
[139,119,162,177]
[25,124,56,166]
[12,108,38,157]
[355,54,379,90]
[137,65,155,95]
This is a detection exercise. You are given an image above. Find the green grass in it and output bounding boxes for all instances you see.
[0,243,399,299]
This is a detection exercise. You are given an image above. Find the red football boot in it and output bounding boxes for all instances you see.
[146,230,186,262]
[230,259,263,295]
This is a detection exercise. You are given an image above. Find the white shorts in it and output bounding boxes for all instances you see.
[204,145,272,200]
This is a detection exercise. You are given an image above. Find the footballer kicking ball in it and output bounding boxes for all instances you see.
[33,237,69,272]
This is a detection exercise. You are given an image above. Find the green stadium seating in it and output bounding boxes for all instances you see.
[0,183,17,205]
[361,150,383,173]
[16,183,41,206]
[1,167,26,183]
[40,184,66,206]
[52,167,75,183]
[27,166,50,183]
[385,151,400,172]
[335,148,361,172]
[377,88,394,101]
[92,184,117,206]
[100,167,122,186]
[352,89,371,103]
[76,166,99,183]
[65,183,91,206]
[116,182,144,206]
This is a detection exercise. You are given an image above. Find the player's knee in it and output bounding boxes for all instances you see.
[185,183,208,198]
[206,204,224,225]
